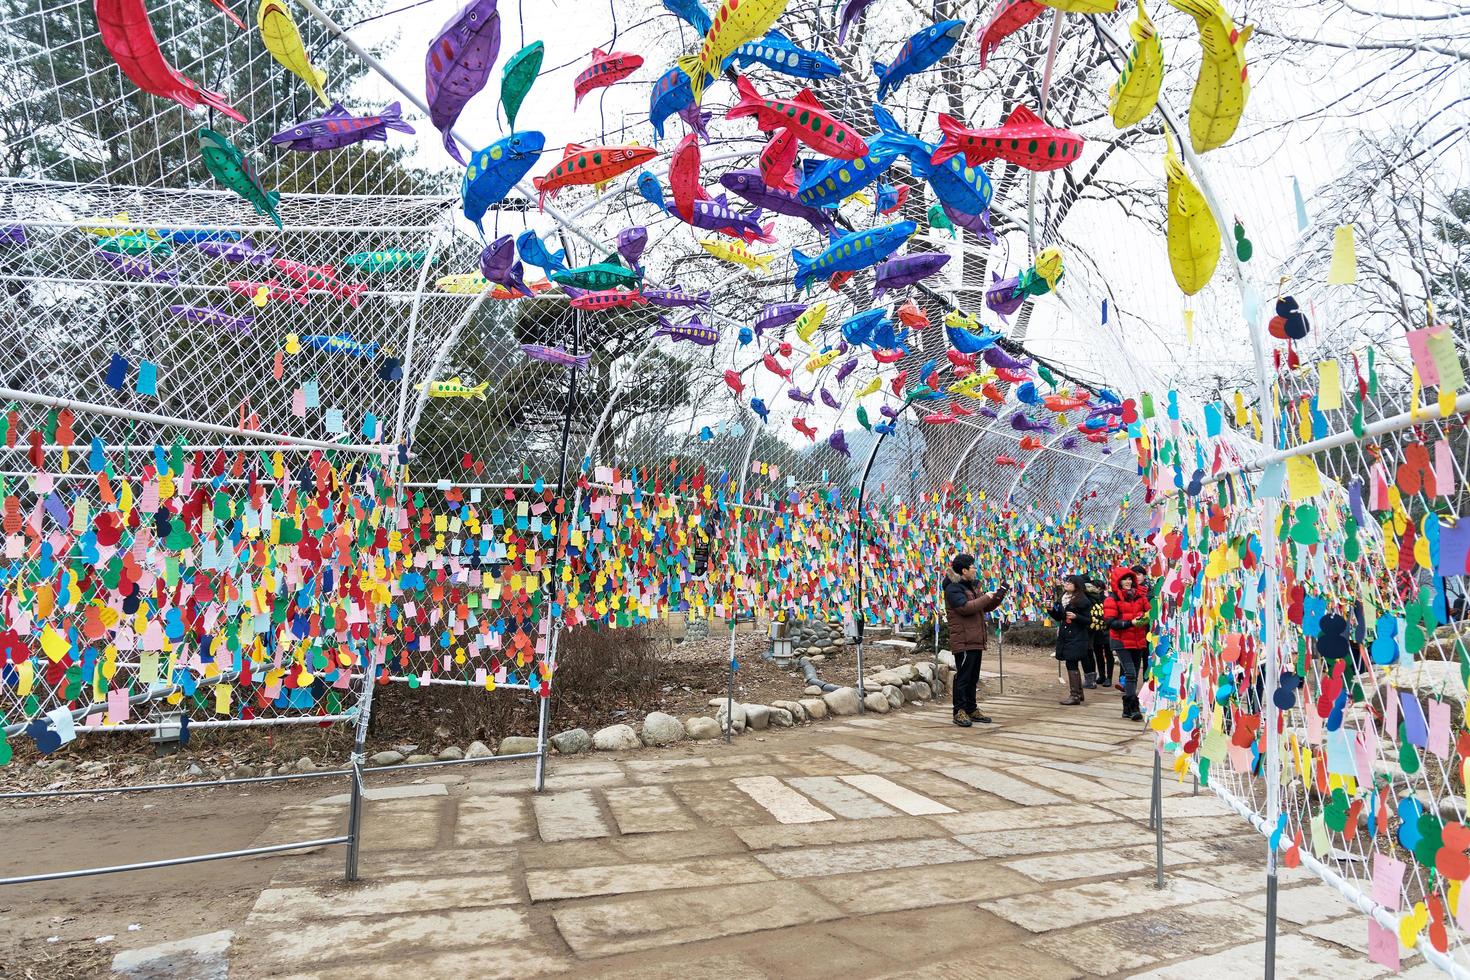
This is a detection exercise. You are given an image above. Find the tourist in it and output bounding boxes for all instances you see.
[1104,567,1150,721]
[1083,575,1110,688]
[943,553,1009,728]
[1050,575,1094,706]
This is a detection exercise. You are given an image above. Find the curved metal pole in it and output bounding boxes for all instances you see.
[533,309,583,792]
[852,433,888,712]
[392,226,451,444]
[723,414,762,742]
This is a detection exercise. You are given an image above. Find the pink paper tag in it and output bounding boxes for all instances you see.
[1429,700,1451,759]
[1306,708,1324,745]
[106,687,129,724]
[1385,687,1400,737]
[1407,326,1442,385]
[1368,921,1400,972]
[1436,440,1456,497]
[1373,851,1405,910]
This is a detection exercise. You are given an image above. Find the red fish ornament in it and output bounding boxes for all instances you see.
[977,0,1046,69]
[532,143,658,208]
[574,48,644,107]
[96,0,247,121]
[726,75,868,160]
[933,105,1084,171]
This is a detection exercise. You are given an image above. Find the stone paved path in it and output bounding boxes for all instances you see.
[178,686,1450,979]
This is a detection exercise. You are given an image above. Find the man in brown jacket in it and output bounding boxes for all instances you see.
[943,554,1009,727]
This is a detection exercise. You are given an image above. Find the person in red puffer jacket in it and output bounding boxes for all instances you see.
[1103,566,1149,721]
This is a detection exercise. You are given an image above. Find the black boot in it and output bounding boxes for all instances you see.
[1060,670,1083,705]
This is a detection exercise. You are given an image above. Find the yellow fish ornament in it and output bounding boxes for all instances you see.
[1109,0,1164,129]
[699,238,773,272]
[1168,0,1252,152]
[677,0,792,106]
[258,0,330,107]
[794,301,828,344]
[1163,129,1220,295]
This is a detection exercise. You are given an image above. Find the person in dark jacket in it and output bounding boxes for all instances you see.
[1050,575,1094,705]
[944,554,1009,728]
[1103,566,1150,720]
[1083,576,1109,688]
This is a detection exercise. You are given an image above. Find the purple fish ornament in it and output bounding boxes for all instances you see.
[426,0,501,166]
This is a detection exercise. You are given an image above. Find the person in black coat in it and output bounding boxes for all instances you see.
[1049,574,1094,706]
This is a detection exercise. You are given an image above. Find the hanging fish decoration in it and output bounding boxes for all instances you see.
[1169,0,1252,152]
[1109,0,1164,129]
[837,0,877,44]
[425,0,502,166]
[978,0,1046,69]
[796,106,906,209]
[868,121,992,218]
[676,0,794,106]
[532,143,657,208]
[269,102,414,152]
[664,0,713,35]
[616,226,649,270]
[934,106,1085,172]
[791,220,914,293]
[516,230,566,275]
[257,0,329,106]
[726,76,868,160]
[872,253,950,300]
[874,20,964,102]
[96,0,246,121]
[720,169,837,236]
[723,29,841,80]
[461,132,546,237]
[575,48,644,106]
[650,64,706,140]
[198,128,282,228]
[501,41,544,130]
[653,315,720,346]
[1163,129,1220,294]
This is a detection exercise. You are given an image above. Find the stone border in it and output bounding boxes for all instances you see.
[352,655,958,766]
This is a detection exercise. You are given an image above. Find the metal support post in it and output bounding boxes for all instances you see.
[535,307,584,792]
[1153,747,1165,889]
[996,621,1005,695]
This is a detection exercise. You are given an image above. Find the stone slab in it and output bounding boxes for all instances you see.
[755,837,978,879]
[787,776,899,819]
[809,859,1035,915]
[1128,934,1393,979]
[239,907,534,968]
[733,815,945,851]
[603,785,697,835]
[839,774,954,815]
[1034,899,1264,975]
[731,776,834,824]
[936,803,1121,835]
[453,795,535,847]
[671,779,783,827]
[533,788,612,842]
[526,854,774,901]
[112,930,233,980]
[981,874,1235,932]
[551,880,842,958]
[248,873,518,924]
[813,744,909,773]
[937,766,1067,805]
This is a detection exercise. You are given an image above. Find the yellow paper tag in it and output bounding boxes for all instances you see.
[1286,456,1323,501]
[1318,360,1342,411]
[1327,224,1357,285]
